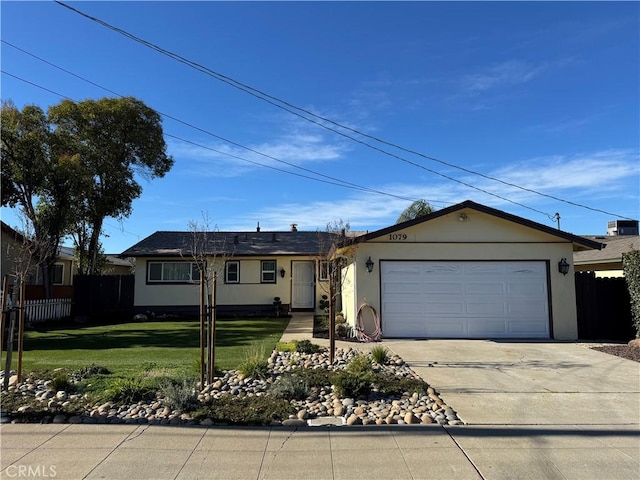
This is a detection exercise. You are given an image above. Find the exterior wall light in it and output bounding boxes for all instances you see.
[558,258,570,276]
[365,256,374,273]
[459,213,469,221]
[279,268,286,278]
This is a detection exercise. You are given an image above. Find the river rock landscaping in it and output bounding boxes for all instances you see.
[0,345,462,427]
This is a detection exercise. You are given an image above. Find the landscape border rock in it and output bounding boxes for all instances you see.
[0,346,462,427]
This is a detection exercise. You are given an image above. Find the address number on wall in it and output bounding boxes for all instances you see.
[389,233,408,241]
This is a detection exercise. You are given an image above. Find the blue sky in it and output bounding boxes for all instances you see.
[2,1,639,254]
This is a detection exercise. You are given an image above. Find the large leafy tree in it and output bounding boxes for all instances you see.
[48,97,174,275]
[396,199,435,224]
[1,101,81,296]
[2,97,174,295]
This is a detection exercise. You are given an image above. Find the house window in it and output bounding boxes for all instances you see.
[53,264,64,285]
[319,260,329,281]
[261,260,276,283]
[147,261,200,283]
[225,261,239,283]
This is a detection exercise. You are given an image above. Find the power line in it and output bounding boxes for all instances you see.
[0,68,422,204]
[53,1,631,221]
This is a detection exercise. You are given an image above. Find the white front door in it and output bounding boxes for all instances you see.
[291,261,315,309]
[381,261,550,339]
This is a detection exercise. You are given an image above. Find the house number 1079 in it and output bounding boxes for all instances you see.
[389,234,408,241]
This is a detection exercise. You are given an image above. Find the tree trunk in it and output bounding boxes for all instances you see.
[88,218,103,275]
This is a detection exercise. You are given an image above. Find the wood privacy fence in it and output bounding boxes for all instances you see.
[73,274,134,322]
[575,272,634,341]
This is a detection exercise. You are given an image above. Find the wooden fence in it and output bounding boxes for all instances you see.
[24,298,72,323]
[0,295,72,323]
[575,272,634,341]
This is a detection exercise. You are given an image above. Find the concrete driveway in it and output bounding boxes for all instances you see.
[382,339,640,426]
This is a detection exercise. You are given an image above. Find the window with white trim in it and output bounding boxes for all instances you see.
[225,261,239,283]
[147,261,200,283]
[261,260,276,283]
[53,264,64,285]
[319,260,329,281]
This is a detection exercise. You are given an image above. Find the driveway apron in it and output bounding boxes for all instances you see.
[382,339,640,426]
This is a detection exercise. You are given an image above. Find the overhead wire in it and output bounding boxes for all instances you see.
[53,0,631,221]
[0,66,421,203]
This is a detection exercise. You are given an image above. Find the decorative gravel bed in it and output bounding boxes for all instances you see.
[589,342,640,363]
[0,346,461,427]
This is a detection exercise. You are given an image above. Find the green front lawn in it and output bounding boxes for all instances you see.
[2,317,289,377]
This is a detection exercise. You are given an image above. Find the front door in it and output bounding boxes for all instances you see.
[291,261,315,309]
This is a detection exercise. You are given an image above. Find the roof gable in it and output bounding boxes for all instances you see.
[353,200,603,251]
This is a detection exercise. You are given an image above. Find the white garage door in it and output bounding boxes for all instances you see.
[381,261,550,339]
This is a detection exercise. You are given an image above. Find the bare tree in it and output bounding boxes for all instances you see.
[318,220,360,362]
[182,212,230,386]
[2,215,40,385]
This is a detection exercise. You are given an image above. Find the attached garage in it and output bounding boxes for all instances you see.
[381,261,549,338]
[338,200,603,341]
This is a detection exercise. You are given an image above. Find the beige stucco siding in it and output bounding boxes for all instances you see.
[134,255,327,312]
[342,210,580,340]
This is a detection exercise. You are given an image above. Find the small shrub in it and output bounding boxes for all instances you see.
[50,373,73,393]
[295,339,322,354]
[346,353,373,375]
[70,364,111,383]
[373,373,428,396]
[276,341,297,352]
[192,395,295,425]
[269,374,310,400]
[290,367,335,388]
[623,249,640,338]
[103,377,157,404]
[331,353,374,398]
[159,378,199,411]
[370,346,389,365]
[237,346,269,379]
[332,370,372,398]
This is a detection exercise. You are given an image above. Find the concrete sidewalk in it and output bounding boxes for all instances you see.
[1,315,638,479]
[2,423,638,479]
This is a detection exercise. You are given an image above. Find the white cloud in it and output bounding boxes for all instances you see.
[232,149,639,231]
[167,130,346,178]
[460,60,544,94]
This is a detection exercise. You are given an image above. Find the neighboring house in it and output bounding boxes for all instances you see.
[121,200,602,340]
[336,200,601,341]
[574,234,640,277]
[1,220,133,288]
[1,220,37,285]
[120,228,336,317]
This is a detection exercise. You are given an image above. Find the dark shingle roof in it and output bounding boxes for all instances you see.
[121,230,336,257]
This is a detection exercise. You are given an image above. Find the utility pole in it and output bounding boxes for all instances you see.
[554,212,561,230]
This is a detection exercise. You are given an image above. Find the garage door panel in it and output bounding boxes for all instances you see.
[429,302,466,314]
[465,263,505,275]
[423,282,464,294]
[465,282,506,295]
[508,301,548,315]
[382,261,549,339]
[466,301,507,315]
[425,322,465,336]
[468,319,508,336]
[383,301,424,314]
[422,264,461,274]
[384,282,422,294]
[508,282,547,296]
[508,319,549,334]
